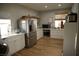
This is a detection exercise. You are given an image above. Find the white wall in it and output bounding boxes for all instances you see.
[39,11,55,24]
[0,4,38,32]
[62,3,79,56]
[76,4,79,55]
[71,3,79,55]
[71,3,78,13]
[39,9,70,27]
[63,3,78,56]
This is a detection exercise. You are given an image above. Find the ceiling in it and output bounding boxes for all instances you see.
[19,3,73,11]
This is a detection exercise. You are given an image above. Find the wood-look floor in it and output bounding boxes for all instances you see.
[14,37,63,56]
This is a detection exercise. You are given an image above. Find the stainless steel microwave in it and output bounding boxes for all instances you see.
[66,12,77,22]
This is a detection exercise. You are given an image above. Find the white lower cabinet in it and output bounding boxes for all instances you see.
[15,35,25,52]
[37,28,43,40]
[4,33,25,55]
[51,29,64,39]
[14,39,21,52]
[8,39,15,55]
[4,36,16,55]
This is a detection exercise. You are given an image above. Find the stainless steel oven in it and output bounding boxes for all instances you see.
[42,24,50,28]
[43,30,50,37]
[42,24,50,37]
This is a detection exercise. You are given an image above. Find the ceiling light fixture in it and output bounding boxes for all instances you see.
[45,5,48,8]
[58,4,62,7]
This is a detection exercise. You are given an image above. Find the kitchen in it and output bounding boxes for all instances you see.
[0,3,78,56]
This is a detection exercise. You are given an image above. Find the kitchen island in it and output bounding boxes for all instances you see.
[1,33,25,55]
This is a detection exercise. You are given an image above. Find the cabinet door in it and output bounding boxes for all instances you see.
[5,37,15,55]
[19,34,25,49]
[14,34,25,52]
[14,35,22,52]
[40,29,43,38]
[37,29,43,40]
[14,38,21,52]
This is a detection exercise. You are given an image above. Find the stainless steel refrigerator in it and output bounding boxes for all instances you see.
[18,18,37,48]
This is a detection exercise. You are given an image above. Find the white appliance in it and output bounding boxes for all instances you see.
[63,23,77,56]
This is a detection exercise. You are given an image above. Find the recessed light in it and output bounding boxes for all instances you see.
[58,4,62,7]
[3,43,7,46]
[45,5,48,8]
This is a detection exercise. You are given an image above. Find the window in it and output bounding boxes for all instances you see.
[55,20,65,29]
[0,19,11,36]
[54,14,67,29]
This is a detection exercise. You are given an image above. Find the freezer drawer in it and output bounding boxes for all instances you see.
[25,32,37,48]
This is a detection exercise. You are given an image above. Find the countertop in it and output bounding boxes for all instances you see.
[1,33,24,39]
[37,27,64,31]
